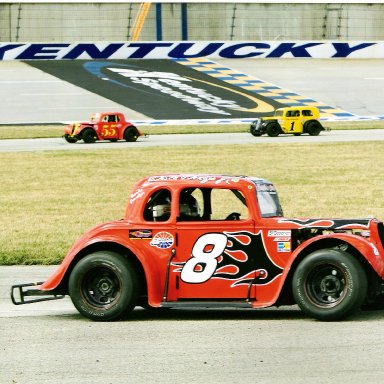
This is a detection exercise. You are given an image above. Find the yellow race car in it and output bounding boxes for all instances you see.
[250,106,324,137]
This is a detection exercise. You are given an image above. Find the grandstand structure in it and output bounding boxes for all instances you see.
[0,2,383,42]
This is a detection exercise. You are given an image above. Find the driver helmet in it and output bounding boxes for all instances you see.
[179,191,200,219]
[152,191,171,221]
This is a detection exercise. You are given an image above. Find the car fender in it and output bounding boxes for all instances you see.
[120,125,132,140]
[123,124,142,136]
[289,233,384,276]
[303,119,324,131]
[39,226,166,305]
[263,233,384,307]
[76,124,99,140]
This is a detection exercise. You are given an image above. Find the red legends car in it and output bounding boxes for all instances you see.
[63,112,143,143]
[12,174,384,321]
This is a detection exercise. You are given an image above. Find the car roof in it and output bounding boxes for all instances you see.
[137,174,273,189]
[277,106,318,111]
[91,112,123,116]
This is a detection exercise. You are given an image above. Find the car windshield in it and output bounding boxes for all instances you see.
[253,181,283,217]
[274,109,284,117]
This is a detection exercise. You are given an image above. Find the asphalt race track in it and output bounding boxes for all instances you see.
[1,266,384,384]
[1,129,384,152]
[1,59,384,123]
[1,59,384,383]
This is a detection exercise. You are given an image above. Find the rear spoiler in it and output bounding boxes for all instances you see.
[11,282,65,305]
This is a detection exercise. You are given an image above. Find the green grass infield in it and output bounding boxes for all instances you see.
[1,141,383,265]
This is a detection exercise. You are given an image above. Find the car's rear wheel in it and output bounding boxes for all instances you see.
[124,126,139,142]
[82,128,97,143]
[306,120,322,136]
[292,249,367,321]
[68,251,138,321]
[266,122,281,137]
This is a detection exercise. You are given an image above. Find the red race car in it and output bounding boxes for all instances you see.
[11,174,384,321]
[63,112,143,143]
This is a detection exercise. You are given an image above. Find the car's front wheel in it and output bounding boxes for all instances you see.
[82,128,97,143]
[63,134,78,143]
[250,128,262,137]
[292,249,367,321]
[68,251,139,321]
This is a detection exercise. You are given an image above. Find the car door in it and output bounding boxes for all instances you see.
[168,187,258,301]
[100,114,118,139]
[282,109,302,134]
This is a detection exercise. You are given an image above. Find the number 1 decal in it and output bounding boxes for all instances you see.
[180,233,227,283]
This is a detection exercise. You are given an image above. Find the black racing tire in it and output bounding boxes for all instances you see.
[250,130,262,137]
[124,126,139,142]
[82,128,97,143]
[292,249,367,321]
[305,120,323,136]
[266,122,281,137]
[250,123,262,137]
[68,251,139,321]
[63,134,78,143]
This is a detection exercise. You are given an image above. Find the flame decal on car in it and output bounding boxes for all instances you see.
[174,231,283,287]
[216,231,283,287]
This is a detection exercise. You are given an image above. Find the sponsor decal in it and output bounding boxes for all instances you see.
[150,231,174,249]
[129,229,153,239]
[81,61,277,117]
[1,41,382,60]
[27,59,282,119]
[129,188,145,204]
[277,242,291,253]
[147,174,241,185]
[273,237,291,242]
[268,230,291,237]
[29,57,382,121]
[105,66,248,116]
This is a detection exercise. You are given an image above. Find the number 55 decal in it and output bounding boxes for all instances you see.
[180,233,227,283]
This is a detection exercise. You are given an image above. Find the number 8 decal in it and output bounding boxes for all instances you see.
[180,233,227,283]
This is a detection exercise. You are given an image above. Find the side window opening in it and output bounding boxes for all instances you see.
[210,189,249,221]
[177,188,248,222]
[286,110,300,117]
[108,115,118,122]
[143,189,171,222]
[178,188,203,221]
